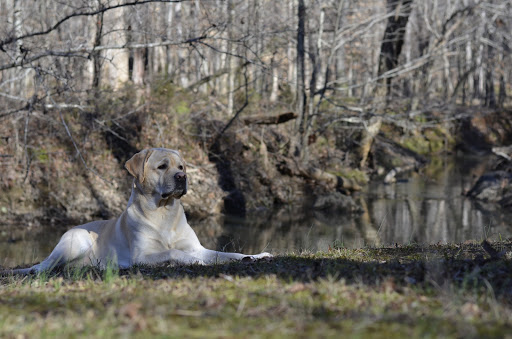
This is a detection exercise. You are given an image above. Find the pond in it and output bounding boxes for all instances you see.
[2,156,512,268]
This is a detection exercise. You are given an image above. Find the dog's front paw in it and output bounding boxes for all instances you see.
[241,252,273,262]
[252,252,273,259]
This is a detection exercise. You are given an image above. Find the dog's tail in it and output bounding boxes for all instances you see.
[0,264,38,276]
[1,266,36,275]
[1,257,60,276]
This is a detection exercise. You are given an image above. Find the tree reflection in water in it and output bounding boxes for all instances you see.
[2,157,511,267]
[209,156,512,253]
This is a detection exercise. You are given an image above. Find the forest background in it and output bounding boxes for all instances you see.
[3,2,512,336]
[0,0,511,224]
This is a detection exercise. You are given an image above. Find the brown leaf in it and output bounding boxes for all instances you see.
[288,283,307,293]
[119,302,141,319]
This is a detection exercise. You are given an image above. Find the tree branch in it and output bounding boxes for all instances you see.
[0,36,207,71]
[0,0,189,50]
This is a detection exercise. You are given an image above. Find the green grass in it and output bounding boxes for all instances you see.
[1,242,512,338]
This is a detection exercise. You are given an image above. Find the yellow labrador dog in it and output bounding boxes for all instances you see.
[8,148,271,274]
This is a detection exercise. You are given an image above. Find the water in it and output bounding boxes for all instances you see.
[2,156,512,268]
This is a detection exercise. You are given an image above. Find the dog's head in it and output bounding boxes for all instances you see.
[125,148,188,202]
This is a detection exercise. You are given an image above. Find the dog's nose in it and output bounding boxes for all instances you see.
[174,171,187,182]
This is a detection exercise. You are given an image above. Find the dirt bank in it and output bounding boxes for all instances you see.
[1,89,511,226]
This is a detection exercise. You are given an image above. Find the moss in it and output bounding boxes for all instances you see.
[36,150,49,163]
[389,156,407,168]
[278,83,294,104]
[330,168,369,185]
[422,156,454,178]
[401,133,431,155]
[151,77,178,101]
[316,136,328,147]
[400,126,455,155]
[175,100,190,116]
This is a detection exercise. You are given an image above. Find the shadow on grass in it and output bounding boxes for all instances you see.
[3,242,512,300]
[137,256,512,298]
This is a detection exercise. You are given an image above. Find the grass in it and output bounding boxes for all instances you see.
[1,241,512,338]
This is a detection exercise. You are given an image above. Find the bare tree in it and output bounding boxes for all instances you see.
[377,0,414,97]
[0,0,511,175]
[290,0,307,160]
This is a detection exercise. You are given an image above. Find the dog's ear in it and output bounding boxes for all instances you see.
[125,149,153,183]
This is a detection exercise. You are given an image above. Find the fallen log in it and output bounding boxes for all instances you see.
[242,112,297,125]
[492,145,512,161]
[301,165,362,191]
[276,155,361,191]
[383,164,415,184]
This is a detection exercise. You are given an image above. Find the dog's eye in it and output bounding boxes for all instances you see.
[158,164,168,170]
[178,165,184,171]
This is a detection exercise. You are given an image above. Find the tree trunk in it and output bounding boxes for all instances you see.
[269,54,279,102]
[193,0,202,88]
[442,44,453,99]
[10,0,23,95]
[132,48,146,86]
[290,0,307,159]
[315,8,325,87]
[465,37,474,102]
[92,4,104,91]
[475,9,486,100]
[287,0,295,91]
[165,2,175,77]
[227,0,235,116]
[377,0,414,98]
[304,5,322,162]
[402,7,412,98]
[485,28,496,108]
[254,0,264,95]
[498,33,508,108]
[102,6,130,89]
[498,74,506,109]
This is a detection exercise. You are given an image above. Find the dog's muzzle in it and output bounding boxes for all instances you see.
[174,171,187,184]
[161,172,187,199]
